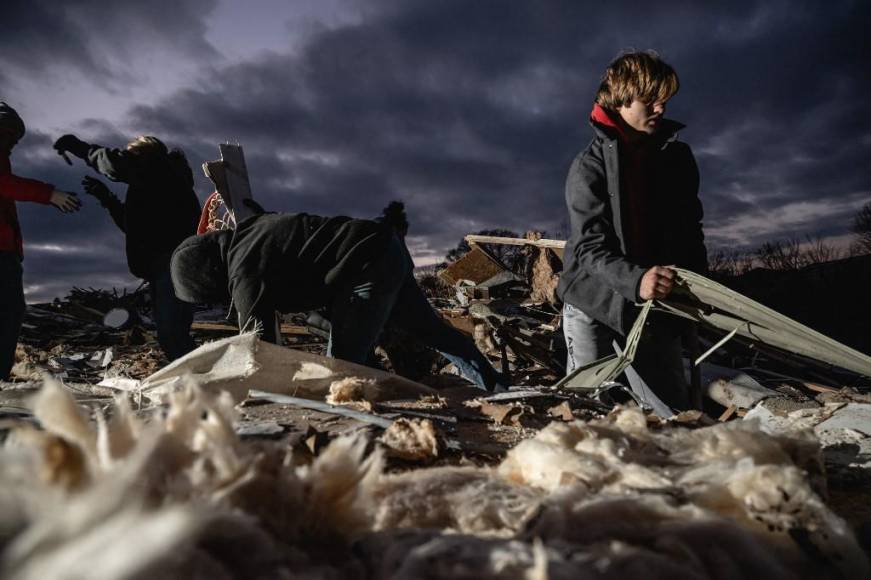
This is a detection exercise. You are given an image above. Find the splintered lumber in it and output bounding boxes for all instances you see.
[439,245,510,286]
[464,235,566,249]
[190,321,311,336]
[465,234,566,260]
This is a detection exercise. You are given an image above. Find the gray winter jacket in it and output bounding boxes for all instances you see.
[556,117,707,334]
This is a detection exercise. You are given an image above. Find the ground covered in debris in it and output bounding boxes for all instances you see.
[2,253,871,578]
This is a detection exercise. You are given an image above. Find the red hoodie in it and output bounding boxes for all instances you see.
[0,151,54,258]
[590,104,654,266]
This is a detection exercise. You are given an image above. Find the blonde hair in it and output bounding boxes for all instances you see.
[595,51,679,110]
[126,135,168,156]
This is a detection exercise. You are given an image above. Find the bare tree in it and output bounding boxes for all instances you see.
[802,236,841,264]
[853,202,871,254]
[756,239,804,270]
[755,236,841,271]
[708,248,753,277]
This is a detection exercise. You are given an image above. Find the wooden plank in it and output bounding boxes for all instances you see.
[191,321,311,335]
[718,405,737,422]
[464,235,566,249]
[802,381,840,394]
[439,246,508,285]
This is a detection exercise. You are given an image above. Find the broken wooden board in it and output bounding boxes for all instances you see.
[191,321,311,336]
[439,245,512,286]
[464,234,566,261]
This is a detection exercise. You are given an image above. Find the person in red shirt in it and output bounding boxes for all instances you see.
[0,102,81,380]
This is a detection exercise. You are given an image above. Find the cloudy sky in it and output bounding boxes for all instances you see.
[3,0,869,301]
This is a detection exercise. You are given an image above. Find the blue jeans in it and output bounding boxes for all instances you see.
[563,302,689,409]
[0,251,25,381]
[149,260,196,361]
[328,236,505,391]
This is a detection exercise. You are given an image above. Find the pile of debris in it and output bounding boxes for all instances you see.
[2,230,871,577]
[432,232,567,385]
[0,368,867,579]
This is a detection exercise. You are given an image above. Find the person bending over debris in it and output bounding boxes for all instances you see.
[52,133,201,361]
[557,51,707,410]
[170,210,507,391]
[0,103,81,381]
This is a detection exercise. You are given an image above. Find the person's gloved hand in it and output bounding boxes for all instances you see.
[81,176,113,204]
[49,190,82,213]
[53,134,90,159]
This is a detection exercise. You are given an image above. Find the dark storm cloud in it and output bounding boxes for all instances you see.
[8,0,871,300]
[1,0,220,89]
[122,0,868,253]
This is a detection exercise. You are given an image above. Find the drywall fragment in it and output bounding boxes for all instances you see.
[128,333,434,404]
[814,403,871,468]
[97,377,141,392]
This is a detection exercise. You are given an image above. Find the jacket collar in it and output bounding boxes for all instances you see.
[588,103,685,146]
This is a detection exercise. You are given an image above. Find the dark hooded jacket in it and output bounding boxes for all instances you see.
[556,105,706,334]
[172,212,392,343]
[83,145,201,279]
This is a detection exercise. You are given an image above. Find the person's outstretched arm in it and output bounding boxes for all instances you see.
[0,172,80,213]
[54,134,135,183]
[82,176,125,231]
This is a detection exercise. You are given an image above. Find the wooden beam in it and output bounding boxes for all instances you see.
[191,321,311,335]
[464,235,566,249]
